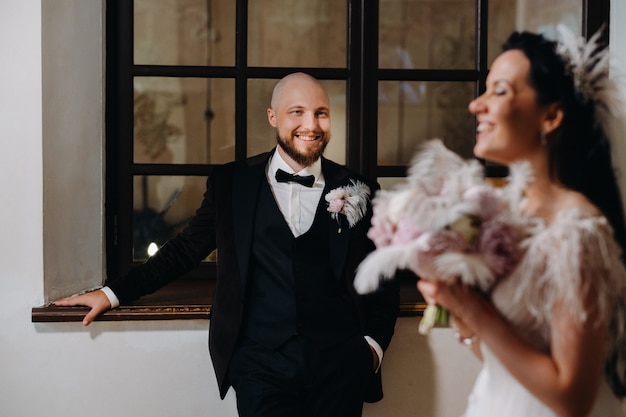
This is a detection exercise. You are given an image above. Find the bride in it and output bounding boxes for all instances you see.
[417,27,626,417]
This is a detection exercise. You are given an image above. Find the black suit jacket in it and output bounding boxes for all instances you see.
[109,151,400,401]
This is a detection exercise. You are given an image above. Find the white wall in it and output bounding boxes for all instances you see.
[0,1,623,416]
[1,2,235,416]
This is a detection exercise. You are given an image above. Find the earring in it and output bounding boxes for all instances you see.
[540,130,547,146]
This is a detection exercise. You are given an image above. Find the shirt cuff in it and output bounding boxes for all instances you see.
[101,286,120,309]
[364,335,383,373]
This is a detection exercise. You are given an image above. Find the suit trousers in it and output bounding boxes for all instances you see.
[228,333,374,417]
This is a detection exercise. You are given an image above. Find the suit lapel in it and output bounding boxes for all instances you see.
[322,158,352,281]
[232,152,271,287]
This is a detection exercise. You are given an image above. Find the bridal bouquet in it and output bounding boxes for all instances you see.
[353,140,530,334]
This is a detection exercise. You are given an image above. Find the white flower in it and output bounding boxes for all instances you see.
[447,213,481,245]
[325,180,371,228]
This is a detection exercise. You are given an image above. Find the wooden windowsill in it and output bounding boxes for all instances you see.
[32,279,213,323]
[32,277,426,323]
[32,303,424,323]
[31,304,211,322]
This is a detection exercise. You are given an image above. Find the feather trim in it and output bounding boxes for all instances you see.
[493,208,626,394]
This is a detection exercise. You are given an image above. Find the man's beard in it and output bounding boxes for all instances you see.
[276,132,329,167]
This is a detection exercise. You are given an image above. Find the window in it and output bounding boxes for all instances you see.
[104,0,607,314]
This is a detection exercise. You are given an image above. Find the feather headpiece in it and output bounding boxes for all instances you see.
[556,24,625,138]
[556,25,609,102]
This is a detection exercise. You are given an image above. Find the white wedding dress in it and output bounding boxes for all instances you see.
[462,208,626,417]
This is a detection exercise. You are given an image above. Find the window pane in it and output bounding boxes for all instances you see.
[379,0,476,70]
[133,175,207,261]
[378,81,475,165]
[246,79,346,164]
[134,77,235,164]
[247,0,347,68]
[378,177,407,191]
[488,0,582,65]
[134,0,235,66]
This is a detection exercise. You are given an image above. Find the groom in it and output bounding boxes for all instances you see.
[56,72,399,417]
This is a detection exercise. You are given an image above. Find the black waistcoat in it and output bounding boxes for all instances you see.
[239,179,360,349]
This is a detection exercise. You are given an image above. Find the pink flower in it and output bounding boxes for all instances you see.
[390,219,423,245]
[367,203,396,247]
[463,185,507,221]
[478,218,523,279]
[327,198,346,213]
[410,229,468,279]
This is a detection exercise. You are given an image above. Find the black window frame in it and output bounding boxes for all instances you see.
[105,0,609,313]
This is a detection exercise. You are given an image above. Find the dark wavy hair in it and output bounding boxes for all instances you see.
[502,31,626,253]
[502,31,626,397]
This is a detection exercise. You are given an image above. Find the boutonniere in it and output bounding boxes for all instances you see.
[325,180,371,233]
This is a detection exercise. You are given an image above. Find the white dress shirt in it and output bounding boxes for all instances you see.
[266,149,324,237]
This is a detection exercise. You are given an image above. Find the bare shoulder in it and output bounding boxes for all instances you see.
[561,189,601,216]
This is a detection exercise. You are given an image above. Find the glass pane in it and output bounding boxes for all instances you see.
[134,77,235,164]
[379,0,475,70]
[134,0,235,66]
[246,78,346,164]
[378,177,407,191]
[133,175,207,261]
[488,0,582,65]
[247,0,347,68]
[378,81,475,165]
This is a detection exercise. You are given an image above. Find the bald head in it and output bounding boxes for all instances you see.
[266,72,331,171]
[270,72,329,111]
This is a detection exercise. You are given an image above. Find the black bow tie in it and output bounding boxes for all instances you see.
[275,168,315,187]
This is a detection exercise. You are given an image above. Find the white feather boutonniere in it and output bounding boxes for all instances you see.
[325,180,371,232]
